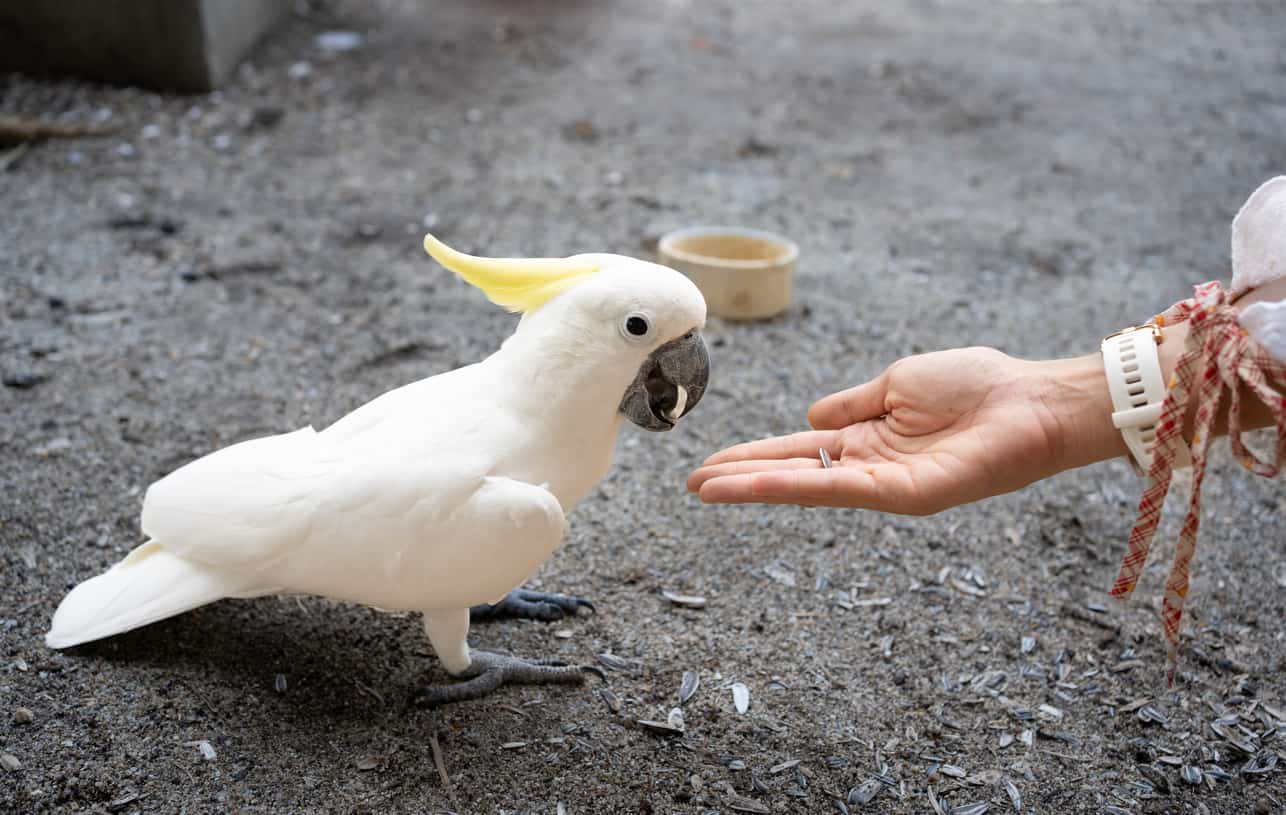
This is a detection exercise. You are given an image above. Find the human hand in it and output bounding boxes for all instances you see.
[688,347,1126,514]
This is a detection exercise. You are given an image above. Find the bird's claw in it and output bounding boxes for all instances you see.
[414,650,603,706]
[469,588,596,623]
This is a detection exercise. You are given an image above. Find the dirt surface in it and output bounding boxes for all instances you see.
[3,1,1286,812]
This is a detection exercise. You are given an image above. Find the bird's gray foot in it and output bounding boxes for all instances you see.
[414,650,604,706]
[469,588,595,623]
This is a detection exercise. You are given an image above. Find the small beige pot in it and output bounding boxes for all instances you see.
[657,226,798,320]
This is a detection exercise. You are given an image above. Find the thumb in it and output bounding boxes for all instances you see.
[808,372,889,430]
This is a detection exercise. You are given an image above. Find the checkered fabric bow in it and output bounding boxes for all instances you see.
[1109,280,1286,677]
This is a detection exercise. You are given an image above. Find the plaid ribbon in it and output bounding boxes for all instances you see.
[1109,280,1286,677]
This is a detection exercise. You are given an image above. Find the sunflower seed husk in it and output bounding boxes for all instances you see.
[1038,704,1064,721]
[1137,705,1167,725]
[355,755,379,770]
[1211,721,1256,754]
[1241,751,1277,775]
[501,741,527,750]
[106,791,140,812]
[848,779,882,805]
[999,733,1014,748]
[967,769,1001,786]
[1019,729,1035,748]
[1204,765,1234,782]
[732,682,750,714]
[725,793,770,814]
[764,563,796,587]
[662,591,707,609]
[679,671,700,705]
[1180,765,1203,785]
[1156,755,1183,766]
[826,756,849,769]
[940,764,967,778]
[834,800,849,815]
[1103,807,1132,815]
[667,707,686,730]
[928,788,948,815]
[637,719,684,737]
[1139,764,1170,793]
[274,674,287,693]
[770,759,800,773]
[597,653,642,673]
[951,578,987,597]
[1003,777,1021,812]
[954,803,990,815]
[599,687,621,714]
[1021,636,1036,654]
[185,740,217,761]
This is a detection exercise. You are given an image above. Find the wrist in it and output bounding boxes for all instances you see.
[1032,353,1129,472]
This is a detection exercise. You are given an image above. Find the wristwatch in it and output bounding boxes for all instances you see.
[1100,324,1191,473]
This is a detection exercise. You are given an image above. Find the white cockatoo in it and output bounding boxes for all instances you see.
[46,235,709,703]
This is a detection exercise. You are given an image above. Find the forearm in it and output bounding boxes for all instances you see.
[1040,276,1286,472]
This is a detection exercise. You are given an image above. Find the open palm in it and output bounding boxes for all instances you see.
[688,348,1088,514]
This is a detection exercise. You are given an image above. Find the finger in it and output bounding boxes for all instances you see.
[701,430,841,467]
[688,457,823,492]
[698,466,891,509]
[808,373,889,430]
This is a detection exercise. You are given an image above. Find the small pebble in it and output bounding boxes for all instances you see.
[274,674,287,693]
[13,706,33,724]
[1,753,20,772]
[355,755,379,770]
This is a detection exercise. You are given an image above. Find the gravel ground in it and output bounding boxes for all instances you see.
[3,1,1286,813]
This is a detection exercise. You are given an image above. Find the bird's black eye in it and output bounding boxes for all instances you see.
[625,315,650,337]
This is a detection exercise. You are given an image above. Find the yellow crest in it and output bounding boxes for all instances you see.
[423,234,600,313]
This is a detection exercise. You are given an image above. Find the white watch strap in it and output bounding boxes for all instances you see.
[1100,327,1191,473]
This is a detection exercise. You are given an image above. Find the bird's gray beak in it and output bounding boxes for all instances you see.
[619,330,709,432]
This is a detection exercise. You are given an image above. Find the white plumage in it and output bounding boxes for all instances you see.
[48,239,708,699]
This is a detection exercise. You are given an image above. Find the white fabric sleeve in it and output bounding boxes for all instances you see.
[1229,176,1286,362]
[1231,176,1286,292]
[1240,300,1286,362]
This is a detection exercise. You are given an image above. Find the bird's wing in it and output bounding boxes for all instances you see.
[388,474,569,611]
[140,425,336,567]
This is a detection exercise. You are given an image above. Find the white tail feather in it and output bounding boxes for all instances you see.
[45,542,251,649]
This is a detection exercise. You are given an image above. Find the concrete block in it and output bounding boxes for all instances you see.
[0,0,291,92]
